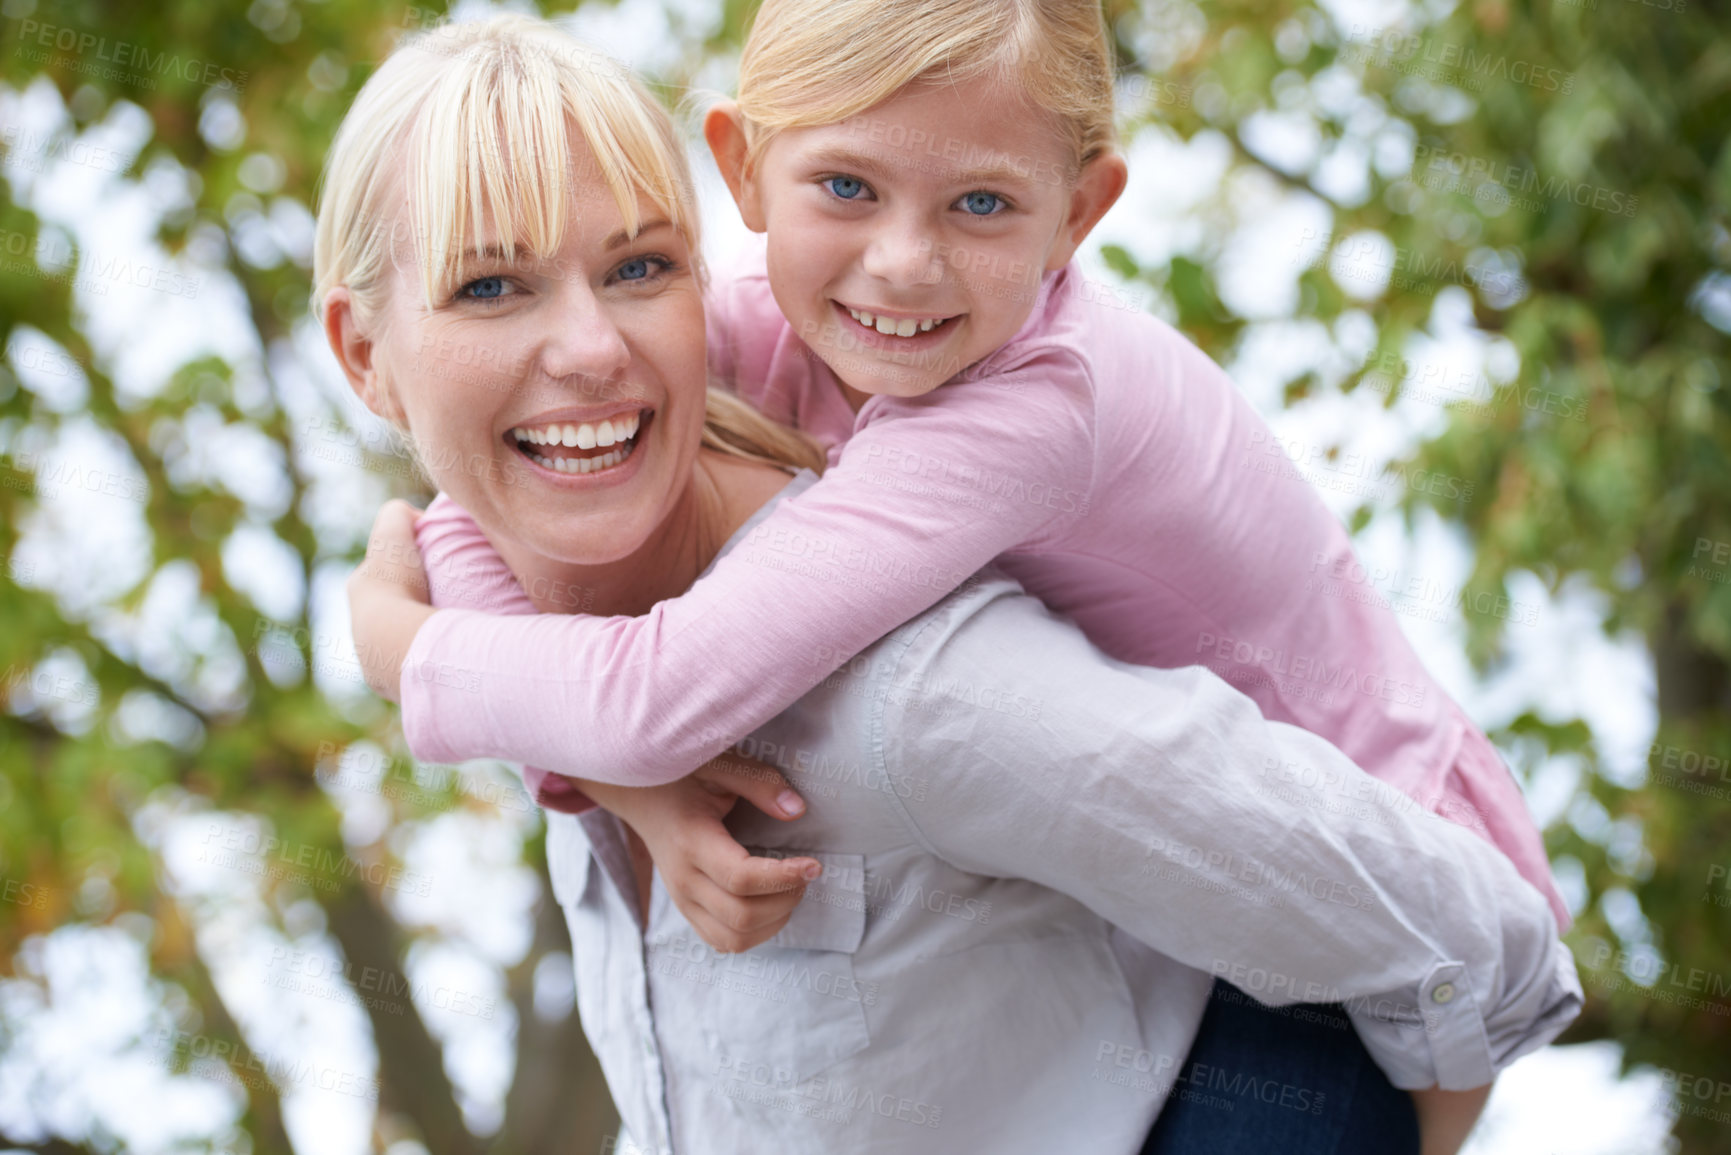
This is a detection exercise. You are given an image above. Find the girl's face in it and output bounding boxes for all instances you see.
[365,144,710,569]
[746,75,1108,399]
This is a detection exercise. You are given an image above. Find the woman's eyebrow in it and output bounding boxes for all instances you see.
[454,220,677,263]
[602,218,675,251]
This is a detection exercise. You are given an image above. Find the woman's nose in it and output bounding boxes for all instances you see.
[539,280,632,388]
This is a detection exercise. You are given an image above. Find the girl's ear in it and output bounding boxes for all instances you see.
[1046,151,1130,271]
[323,287,407,428]
[704,100,768,233]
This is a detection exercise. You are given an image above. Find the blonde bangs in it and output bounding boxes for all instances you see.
[398,23,701,307]
[313,14,702,324]
[736,0,1115,174]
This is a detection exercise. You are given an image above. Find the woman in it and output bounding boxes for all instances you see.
[321,17,1579,1154]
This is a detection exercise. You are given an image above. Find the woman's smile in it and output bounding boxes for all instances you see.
[505,406,656,483]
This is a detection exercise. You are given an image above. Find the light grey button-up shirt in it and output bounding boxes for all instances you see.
[544,470,1581,1155]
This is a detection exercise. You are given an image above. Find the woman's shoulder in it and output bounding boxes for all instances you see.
[704,452,804,527]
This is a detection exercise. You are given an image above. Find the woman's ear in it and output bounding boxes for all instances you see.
[323,287,406,428]
[1045,151,1130,271]
[704,100,767,233]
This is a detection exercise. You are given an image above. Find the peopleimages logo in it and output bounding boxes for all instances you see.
[1340,26,1574,94]
[1413,143,1640,218]
[12,20,249,92]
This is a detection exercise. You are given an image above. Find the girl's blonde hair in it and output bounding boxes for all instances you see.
[312,13,824,476]
[735,0,1116,176]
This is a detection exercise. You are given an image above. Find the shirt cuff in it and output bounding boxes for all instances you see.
[1354,944,1583,1090]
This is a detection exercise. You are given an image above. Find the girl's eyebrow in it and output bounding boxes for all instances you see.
[802,144,1035,189]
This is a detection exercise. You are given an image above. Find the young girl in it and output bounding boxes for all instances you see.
[357,0,1567,933]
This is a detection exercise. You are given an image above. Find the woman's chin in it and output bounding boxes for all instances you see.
[505,489,664,568]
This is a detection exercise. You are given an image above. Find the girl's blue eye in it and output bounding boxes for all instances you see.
[464,276,508,299]
[960,191,1002,216]
[825,176,867,200]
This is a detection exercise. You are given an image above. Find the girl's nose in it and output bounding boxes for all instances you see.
[862,216,943,288]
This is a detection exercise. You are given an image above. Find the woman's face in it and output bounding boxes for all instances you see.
[369,141,709,569]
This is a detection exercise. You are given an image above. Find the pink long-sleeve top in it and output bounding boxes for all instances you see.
[403,239,1568,927]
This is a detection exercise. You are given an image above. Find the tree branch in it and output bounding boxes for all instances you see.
[0,1132,99,1155]
[322,884,480,1155]
[493,859,619,1155]
[161,915,298,1155]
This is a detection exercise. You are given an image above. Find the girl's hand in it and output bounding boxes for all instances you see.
[1410,1083,1493,1154]
[578,753,822,953]
[347,499,436,702]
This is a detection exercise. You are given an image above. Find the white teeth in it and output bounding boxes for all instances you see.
[846,306,949,337]
[525,440,633,476]
[509,411,647,450]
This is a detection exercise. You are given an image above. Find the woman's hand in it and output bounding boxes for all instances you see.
[347,499,436,702]
[578,752,822,953]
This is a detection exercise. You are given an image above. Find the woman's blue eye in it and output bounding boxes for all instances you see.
[825,176,866,200]
[609,255,674,285]
[464,277,507,300]
[960,191,1002,216]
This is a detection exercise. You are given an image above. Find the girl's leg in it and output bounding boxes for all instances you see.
[1139,979,1419,1155]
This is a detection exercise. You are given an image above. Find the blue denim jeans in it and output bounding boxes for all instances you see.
[1140,980,1420,1155]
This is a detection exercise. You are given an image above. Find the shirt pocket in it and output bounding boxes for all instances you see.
[668,850,872,1086]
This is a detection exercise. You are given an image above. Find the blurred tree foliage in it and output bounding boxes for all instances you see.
[0,0,1726,1151]
[1098,2,1730,1151]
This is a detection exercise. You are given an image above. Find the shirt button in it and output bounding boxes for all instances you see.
[1431,982,1456,1005]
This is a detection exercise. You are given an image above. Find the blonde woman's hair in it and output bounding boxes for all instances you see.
[312,13,824,477]
[735,0,1116,176]
[702,387,828,475]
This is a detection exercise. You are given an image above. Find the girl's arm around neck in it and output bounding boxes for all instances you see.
[397,352,1098,785]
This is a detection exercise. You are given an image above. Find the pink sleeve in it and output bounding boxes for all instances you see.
[412,494,594,814]
[399,351,1098,785]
